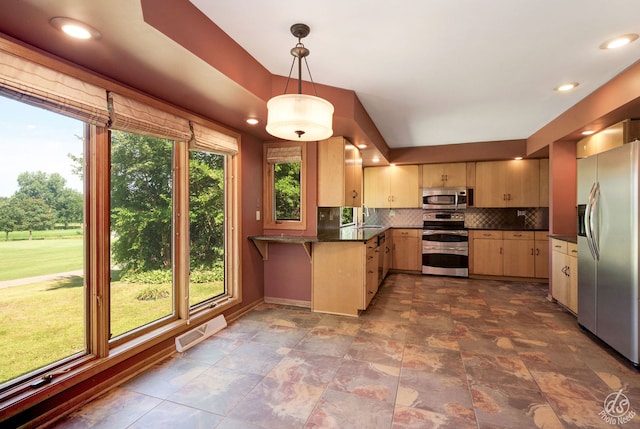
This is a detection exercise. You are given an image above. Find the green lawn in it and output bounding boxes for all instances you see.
[0,235,224,383]
[0,237,84,281]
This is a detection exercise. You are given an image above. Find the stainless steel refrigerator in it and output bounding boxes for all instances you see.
[577,140,639,365]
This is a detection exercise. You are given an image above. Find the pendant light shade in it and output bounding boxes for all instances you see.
[266,23,334,141]
[266,94,334,142]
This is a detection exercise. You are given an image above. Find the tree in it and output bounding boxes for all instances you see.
[12,171,82,228]
[20,198,55,239]
[110,131,174,273]
[0,197,24,241]
[274,162,301,220]
[189,151,225,268]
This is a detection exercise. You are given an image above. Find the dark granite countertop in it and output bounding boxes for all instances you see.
[466,226,549,231]
[549,234,578,243]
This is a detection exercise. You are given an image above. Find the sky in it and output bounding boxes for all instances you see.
[0,96,84,198]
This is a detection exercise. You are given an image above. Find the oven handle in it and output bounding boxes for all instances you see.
[423,246,468,252]
[422,229,468,236]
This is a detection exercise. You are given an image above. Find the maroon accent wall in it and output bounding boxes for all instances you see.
[264,244,312,303]
[549,141,577,236]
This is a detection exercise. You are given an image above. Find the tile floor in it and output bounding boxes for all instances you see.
[51,273,640,428]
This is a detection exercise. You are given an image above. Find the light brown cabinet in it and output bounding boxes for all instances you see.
[364,166,420,208]
[475,159,540,207]
[470,230,548,278]
[551,239,577,314]
[317,136,362,207]
[422,162,466,188]
[312,236,379,317]
[382,230,392,280]
[391,228,421,271]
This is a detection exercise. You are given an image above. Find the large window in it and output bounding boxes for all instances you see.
[109,131,175,339]
[0,47,240,408]
[189,150,226,307]
[263,141,307,230]
[0,96,86,384]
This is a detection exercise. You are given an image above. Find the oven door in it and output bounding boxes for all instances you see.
[422,230,468,277]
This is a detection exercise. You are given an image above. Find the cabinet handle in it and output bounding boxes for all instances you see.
[352,190,358,198]
[482,233,492,237]
[530,248,534,255]
[499,247,503,255]
[514,234,522,237]
[368,291,374,294]
[554,245,562,249]
[561,266,567,275]
[503,194,507,201]
[368,270,374,274]
[441,174,445,182]
[536,248,539,256]
[571,249,577,254]
[388,195,391,202]
[566,266,570,276]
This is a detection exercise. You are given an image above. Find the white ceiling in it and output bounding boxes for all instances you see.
[191,0,640,148]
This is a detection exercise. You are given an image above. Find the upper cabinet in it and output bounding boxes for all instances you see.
[475,159,540,207]
[317,136,362,207]
[364,165,420,208]
[576,119,640,159]
[422,162,467,188]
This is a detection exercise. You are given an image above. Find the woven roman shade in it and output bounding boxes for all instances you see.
[266,145,302,164]
[0,51,109,125]
[189,121,238,155]
[107,92,191,141]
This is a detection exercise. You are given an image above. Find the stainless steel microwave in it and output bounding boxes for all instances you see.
[422,187,468,210]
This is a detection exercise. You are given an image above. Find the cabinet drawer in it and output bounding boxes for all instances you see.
[535,231,549,241]
[567,242,578,256]
[503,231,534,240]
[472,230,502,239]
[392,228,419,238]
[551,239,567,254]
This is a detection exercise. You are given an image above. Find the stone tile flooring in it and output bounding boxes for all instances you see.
[51,273,640,428]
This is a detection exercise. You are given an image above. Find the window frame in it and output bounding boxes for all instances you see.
[0,40,242,417]
[263,141,307,231]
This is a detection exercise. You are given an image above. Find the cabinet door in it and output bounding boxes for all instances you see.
[317,137,346,207]
[364,167,390,208]
[506,159,539,207]
[392,229,420,271]
[567,254,578,313]
[422,163,466,188]
[382,232,392,279]
[472,239,503,275]
[534,239,549,278]
[503,239,534,277]
[389,165,420,208]
[345,144,362,207]
[538,159,549,208]
[551,250,569,308]
[475,161,508,207]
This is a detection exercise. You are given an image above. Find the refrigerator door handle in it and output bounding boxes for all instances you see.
[585,182,598,260]
[590,182,600,260]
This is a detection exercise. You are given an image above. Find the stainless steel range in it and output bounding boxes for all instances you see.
[422,211,468,277]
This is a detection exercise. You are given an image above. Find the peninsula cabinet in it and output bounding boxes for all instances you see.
[470,230,549,279]
[312,237,378,317]
[317,136,362,207]
[551,239,578,314]
[475,159,540,207]
[422,162,467,188]
[391,228,421,271]
[363,165,420,208]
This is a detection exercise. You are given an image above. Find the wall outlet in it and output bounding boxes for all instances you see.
[256,210,261,221]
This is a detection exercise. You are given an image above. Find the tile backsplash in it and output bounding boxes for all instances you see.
[318,206,549,232]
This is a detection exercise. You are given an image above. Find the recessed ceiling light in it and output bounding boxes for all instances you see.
[582,130,596,135]
[372,156,380,163]
[554,82,579,92]
[357,144,367,149]
[600,33,639,50]
[50,17,101,40]
[246,118,259,125]
[514,157,523,160]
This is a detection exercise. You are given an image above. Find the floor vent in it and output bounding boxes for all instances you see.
[175,315,227,352]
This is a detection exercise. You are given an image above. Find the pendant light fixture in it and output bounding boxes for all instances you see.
[266,23,334,141]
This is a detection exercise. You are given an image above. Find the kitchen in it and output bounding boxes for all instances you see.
[3,1,640,427]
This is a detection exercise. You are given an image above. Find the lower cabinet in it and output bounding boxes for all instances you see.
[551,239,578,313]
[471,230,548,279]
[312,237,378,317]
[382,230,392,279]
[392,229,421,271]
